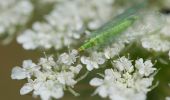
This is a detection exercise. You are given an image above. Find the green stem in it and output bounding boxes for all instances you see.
[68,87,80,97]
[76,71,89,82]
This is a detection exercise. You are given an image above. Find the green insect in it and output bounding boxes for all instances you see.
[78,2,147,52]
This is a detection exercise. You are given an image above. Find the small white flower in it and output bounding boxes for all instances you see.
[20,83,34,95]
[113,56,134,73]
[34,80,64,100]
[20,79,44,95]
[135,58,156,76]
[134,78,153,92]
[11,60,39,80]
[17,30,38,50]
[90,69,120,98]
[39,56,56,70]
[58,49,78,65]
[57,72,77,86]
[104,43,125,59]
[22,60,37,70]
[11,67,28,80]
[90,78,104,86]
[104,69,121,81]
[69,64,82,74]
[81,52,105,71]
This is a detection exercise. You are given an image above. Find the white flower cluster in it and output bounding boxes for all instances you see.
[11,50,82,100]
[104,42,125,59]
[141,34,170,52]
[90,56,156,100]
[139,14,170,52]
[80,43,125,71]
[0,0,33,38]
[81,51,106,71]
[17,0,115,50]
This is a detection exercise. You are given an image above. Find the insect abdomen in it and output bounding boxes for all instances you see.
[78,16,138,51]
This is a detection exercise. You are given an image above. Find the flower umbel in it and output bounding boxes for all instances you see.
[90,57,156,100]
[11,50,82,100]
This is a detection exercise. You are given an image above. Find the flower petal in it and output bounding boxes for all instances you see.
[90,78,103,86]
[11,67,27,80]
[20,83,33,95]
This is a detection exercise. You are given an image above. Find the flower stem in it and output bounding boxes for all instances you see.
[68,87,80,97]
[76,71,89,82]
